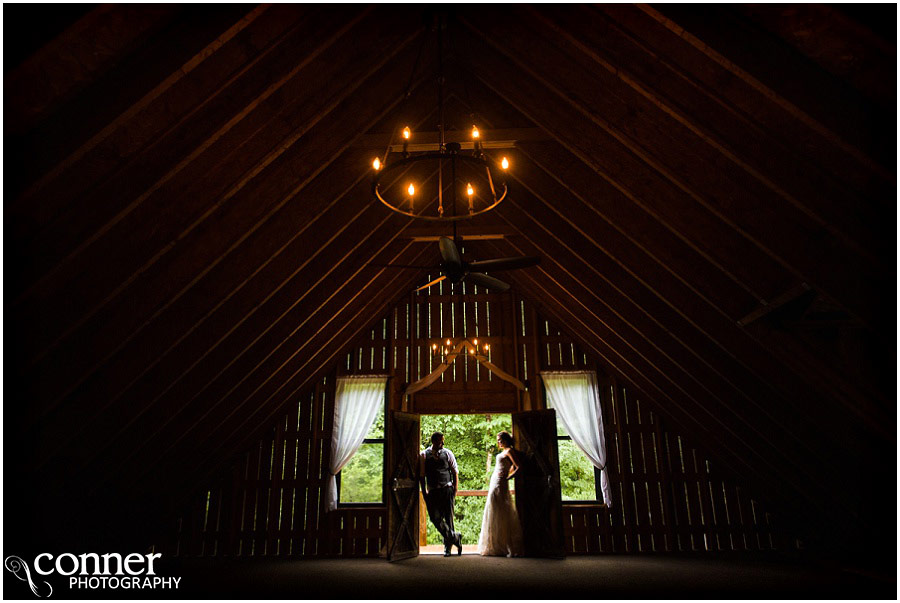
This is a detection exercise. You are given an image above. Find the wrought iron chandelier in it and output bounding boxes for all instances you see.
[431,337,491,362]
[370,15,509,221]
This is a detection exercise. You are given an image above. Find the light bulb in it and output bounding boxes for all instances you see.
[473,339,478,346]
[432,343,437,351]
[485,344,490,351]
[472,125,480,139]
[469,347,474,354]
[402,126,410,140]
[407,183,415,196]
[446,339,451,346]
[466,183,474,196]
[501,157,509,170]
[372,157,381,170]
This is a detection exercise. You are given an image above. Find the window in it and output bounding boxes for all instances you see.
[555,420,601,502]
[542,371,611,505]
[338,402,385,504]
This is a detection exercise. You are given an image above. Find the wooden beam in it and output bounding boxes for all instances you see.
[735,5,895,108]
[523,5,891,263]
[493,255,848,545]
[737,283,813,327]
[18,26,432,419]
[481,230,837,497]
[5,5,254,195]
[402,224,517,241]
[644,4,894,170]
[448,76,889,448]
[504,145,766,319]
[358,127,549,151]
[10,7,416,310]
[130,244,433,503]
[455,16,889,330]
[36,153,444,477]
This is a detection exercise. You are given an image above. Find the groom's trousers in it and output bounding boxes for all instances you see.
[425,486,459,546]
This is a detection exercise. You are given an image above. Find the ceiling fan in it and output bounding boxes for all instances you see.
[414,237,540,293]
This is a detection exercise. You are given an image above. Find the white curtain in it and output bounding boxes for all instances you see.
[541,371,612,507]
[326,375,387,512]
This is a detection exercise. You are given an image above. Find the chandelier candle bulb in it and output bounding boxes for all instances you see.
[407,183,415,196]
[501,157,509,170]
[402,126,410,139]
[372,158,381,170]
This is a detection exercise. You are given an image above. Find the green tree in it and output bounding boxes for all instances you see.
[557,439,598,501]
[339,406,385,503]
[420,413,512,545]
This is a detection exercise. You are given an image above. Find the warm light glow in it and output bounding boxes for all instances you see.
[432,343,437,351]
[472,126,480,139]
[466,183,474,196]
[407,183,415,196]
[402,126,410,140]
[372,157,381,170]
[469,347,474,354]
[501,157,509,170]
[446,339,451,346]
[473,339,478,346]
[485,344,490,351]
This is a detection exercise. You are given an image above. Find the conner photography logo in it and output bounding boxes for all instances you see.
[4,552,180,597]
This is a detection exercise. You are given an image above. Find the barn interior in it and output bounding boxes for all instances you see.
[4,4,896,598]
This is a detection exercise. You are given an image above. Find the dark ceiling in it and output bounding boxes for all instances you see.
[4,4,895,554]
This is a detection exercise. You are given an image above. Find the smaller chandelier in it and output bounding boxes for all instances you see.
[431,338,491,363]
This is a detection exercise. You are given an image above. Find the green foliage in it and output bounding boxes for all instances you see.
[367,406,385,439]
[340,442,383,503]
[421,413,512,545]
[557,439,597,501]
[339,406,386,504]
[340,409,598,536]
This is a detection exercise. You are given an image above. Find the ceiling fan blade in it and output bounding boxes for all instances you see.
[467,256,541,272]
[414,275,447,292]
[438,236,461,268]
[467,272,510,292]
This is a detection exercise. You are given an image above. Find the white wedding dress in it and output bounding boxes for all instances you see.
[477,449,525,556]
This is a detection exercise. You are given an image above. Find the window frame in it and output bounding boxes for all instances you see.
[543,379,603,505]
[336,381,387,508]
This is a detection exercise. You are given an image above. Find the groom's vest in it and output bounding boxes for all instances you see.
[423,447,454,490]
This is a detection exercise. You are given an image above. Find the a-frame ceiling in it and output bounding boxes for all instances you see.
[4,4,895,554]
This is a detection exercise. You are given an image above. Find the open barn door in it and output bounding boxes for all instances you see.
[386,410,420,561]
[513,409,566,558]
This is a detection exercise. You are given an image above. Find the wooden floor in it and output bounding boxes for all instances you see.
[33,553,895,600]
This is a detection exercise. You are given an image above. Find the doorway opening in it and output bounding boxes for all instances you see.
[419,413,512,555]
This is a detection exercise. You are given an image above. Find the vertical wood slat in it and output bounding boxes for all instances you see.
[651,412,675,552]
[166,297,793,558]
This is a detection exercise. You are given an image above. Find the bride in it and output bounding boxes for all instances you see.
[477,431,525,557]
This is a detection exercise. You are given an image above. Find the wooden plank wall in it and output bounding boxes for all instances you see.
[164,312,397,558]
[517,299,789,554]
[164,292,792,557]
[562,374,787,555]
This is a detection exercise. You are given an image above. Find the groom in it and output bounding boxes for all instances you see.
[419,432,462,556]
